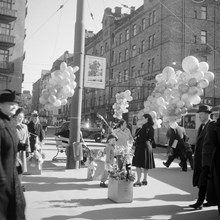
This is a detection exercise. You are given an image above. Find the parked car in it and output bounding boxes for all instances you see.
[55,121,105,143]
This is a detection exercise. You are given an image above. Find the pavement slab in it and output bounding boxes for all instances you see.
[23,136,219,220]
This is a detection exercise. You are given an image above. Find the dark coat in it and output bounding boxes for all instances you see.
[193,119,212,187]
[132,123,155,169]
[0,111,26,220]
[203,118,220,214]
[27,121,44,152]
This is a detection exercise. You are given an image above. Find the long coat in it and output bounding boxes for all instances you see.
[203,118,220,214]
[193,119,211,187]
[0,111,26,220]
[132,123,155,169]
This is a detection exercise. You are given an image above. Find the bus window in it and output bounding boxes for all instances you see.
[184,115,196,129]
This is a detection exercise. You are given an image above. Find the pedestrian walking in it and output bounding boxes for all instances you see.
[112,119,134,170]
[163,122,187,171]
[132,114,155,187]
[202,110,220,214]
[27,111,44,153]
[99,134,117,187]
[0,90,26,220]
[189,105,212,210]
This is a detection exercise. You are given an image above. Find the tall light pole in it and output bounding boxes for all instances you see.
[66,0,85,169]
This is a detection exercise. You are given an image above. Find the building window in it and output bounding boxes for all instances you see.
[131,66,135,78]
[151,58,155,72]
[124,69,128,81]
[119,52,122,63]
[132,45,136,57]
[125,29,129,41]
[110,68,114,80]
[194,35,197,44]
[119,33,123,44]
[105,42,108,52]
[149,10,156,26]
[201,56,207,62]
[111,50,114,63]
[201,30,207,44]
[110,87,114,98]
[0,49,9,63]
[0,23,10,35]
[100,46,104,55]
[148,34,155,49]
[142,18,146,30]
[201,6,207,20]
[140,40,145,53]
[131,88,135,99]
[103,95,105,105]
[194,10,197,18]
[118,72,122,83]
[124,48,129,60]
[132,24,137,36]
[140,62,144,75]
[111,33,115,44]
[148,59,151,73]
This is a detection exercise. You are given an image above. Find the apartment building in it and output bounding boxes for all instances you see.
[83,0,220,126]
[0,0,26,91]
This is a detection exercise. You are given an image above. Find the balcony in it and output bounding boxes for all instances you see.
[190,44,212,56]
[0,61,14,74]
[0,34,15,49]
[0,6,17,22]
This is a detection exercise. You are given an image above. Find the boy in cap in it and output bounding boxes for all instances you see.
[0,90,26,219]
[100,134,117,187]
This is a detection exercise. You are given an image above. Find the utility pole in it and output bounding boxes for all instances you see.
[66,0,85,169]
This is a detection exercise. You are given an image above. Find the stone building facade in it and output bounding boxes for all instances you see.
[83,0,220,126]
[0,0,27,91]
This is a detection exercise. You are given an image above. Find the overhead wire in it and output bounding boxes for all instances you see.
[25,0,71,45]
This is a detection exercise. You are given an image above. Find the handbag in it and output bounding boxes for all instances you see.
[167,146,174,157]
[171,139,178,149]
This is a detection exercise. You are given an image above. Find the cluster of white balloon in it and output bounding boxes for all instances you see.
[112,90,133,119]
[39,62,79,110]
[137,56,214,126]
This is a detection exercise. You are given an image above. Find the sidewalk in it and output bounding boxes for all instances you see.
[23,136,219,220]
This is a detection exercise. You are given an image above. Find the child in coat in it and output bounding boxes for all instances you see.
[99,134,117,187]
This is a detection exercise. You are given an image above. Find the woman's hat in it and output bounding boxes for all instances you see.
[197,105,212,114]
[0,90,20,104]
[31,110,38,117]
[107,134,117,142]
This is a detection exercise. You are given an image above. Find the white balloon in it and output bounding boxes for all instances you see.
[182,56,199,73]
[60,62,67,71]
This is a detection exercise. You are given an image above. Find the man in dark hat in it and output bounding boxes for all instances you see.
[0,90,26,219]
[203,108,220,214]
[189,104,212,210]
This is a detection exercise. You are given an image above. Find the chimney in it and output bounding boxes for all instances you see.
[115,7,122,17]
[130,6,135,14]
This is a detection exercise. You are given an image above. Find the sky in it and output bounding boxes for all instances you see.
[22,0,143,92]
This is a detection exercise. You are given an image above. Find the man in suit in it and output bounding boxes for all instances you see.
[189,105,212,210]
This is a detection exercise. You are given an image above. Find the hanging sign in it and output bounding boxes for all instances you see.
[84,55,106,89]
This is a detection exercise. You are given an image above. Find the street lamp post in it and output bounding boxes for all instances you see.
[66,0,85,169]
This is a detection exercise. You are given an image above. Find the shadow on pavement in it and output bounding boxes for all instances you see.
[41,205,219,220]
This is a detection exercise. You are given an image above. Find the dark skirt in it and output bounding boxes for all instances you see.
[132,142,155,169]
